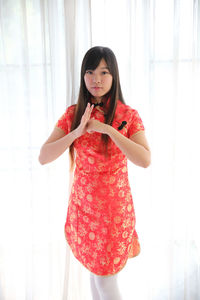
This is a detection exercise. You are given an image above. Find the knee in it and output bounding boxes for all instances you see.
[92,274,122,300]
[95,274,119,296]
[95,276,111,292]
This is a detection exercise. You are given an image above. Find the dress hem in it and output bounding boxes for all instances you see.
[64,227,141,277]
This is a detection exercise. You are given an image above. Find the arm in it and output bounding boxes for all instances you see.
[107,127,151,168]
[38,103,94,165]
[86,119,151,168]
[38,128,78,165]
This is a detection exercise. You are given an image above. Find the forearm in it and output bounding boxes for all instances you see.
[39,129,78,165]
[106,126,150,168]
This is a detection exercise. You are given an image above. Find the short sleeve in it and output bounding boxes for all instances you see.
[128,109,145,138]
[55,105,76,135]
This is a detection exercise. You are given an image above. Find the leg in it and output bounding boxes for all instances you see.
[90,273,101,300]
[91,273,122,300]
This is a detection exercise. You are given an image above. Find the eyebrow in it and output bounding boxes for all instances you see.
[86,67,109,71]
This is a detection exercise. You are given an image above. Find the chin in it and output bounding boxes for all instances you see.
[91,93,104,98]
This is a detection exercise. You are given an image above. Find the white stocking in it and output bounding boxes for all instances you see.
[90,273,101,300]
[90,273,122,300]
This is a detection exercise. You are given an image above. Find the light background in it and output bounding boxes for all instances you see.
[0,0,200,299]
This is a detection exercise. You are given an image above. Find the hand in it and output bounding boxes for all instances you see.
[75,103,94,137]
[86,118,108,134]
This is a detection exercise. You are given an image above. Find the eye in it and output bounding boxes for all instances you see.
[86,70,93,75]
[102,71,109,75]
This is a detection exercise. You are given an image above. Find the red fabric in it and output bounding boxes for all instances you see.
[56,100,144,276]
[56,105,75,134]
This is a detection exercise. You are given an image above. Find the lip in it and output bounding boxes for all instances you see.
[92,87,102,90]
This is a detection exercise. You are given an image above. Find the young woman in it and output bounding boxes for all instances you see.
[39,46,151,300]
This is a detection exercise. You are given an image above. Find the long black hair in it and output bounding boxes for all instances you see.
[69,46,125,166]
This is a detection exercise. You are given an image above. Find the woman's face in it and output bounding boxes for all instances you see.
[84,58,113,102]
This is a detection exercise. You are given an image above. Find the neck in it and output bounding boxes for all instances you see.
[91,97,104,104]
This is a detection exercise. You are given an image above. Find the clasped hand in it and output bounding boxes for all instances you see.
[86,118,107,134]
[76,103,108,137]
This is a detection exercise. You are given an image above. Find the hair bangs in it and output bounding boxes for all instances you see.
[81,47,113,75]
[84,53,103,71]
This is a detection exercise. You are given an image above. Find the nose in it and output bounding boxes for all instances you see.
[93,75,101,83]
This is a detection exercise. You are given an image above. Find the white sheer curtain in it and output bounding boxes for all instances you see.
[0,0,200,300]
[0,0,91,299]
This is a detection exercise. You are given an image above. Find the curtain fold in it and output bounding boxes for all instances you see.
[0,0,200,299]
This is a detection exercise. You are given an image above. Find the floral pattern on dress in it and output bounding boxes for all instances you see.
[56,100,144,276]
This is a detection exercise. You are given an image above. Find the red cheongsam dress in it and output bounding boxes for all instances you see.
[56,99,145,276]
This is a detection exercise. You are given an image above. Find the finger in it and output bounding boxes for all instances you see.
[90,104,94,112]
[84,103,89,115]
[84,103,93,121]
[82,103,93,125]
[85,103,91,118]
[87,129,94,134]
[82,103,90,121]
